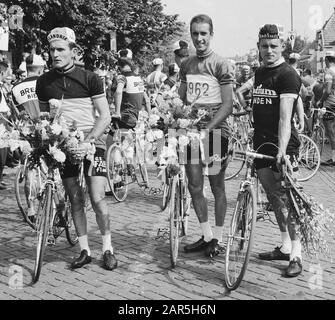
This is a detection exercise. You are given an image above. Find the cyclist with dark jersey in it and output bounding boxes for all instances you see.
[179,14,234,257]
[36,27,116,271]
[253,24,303,277]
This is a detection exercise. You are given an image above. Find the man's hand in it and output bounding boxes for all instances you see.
[112,113,121,119]
[296,118,304,133]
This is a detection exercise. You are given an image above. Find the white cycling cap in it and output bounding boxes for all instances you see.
[47,27,76,43]
[152,58,163,66]
[289,53,301,60]
[118,48,133,59]
[26,54,45,67]
[325,50,335,58]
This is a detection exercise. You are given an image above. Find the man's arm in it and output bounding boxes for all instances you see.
[88,96,111,140]
[319,81,332,105]
[206,84,233,131]
[295,96,304,133]
[114,82,125,116]
[278,96,295,160]
[236,77,254,109]
[178,82,187,104]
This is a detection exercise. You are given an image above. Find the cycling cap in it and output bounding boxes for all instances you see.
[289,53,301,60]
[25,54,45,67]
[118,48,133,60]
[325,50,335,58]
[47,27,76,43]
[258,24,284,40]
[152,58,164,66]
[173,40,189,57]
[242,65,251,70]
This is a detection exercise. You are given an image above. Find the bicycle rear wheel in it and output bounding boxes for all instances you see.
[311,126,325,156]
[64,196,79,246]
[296,133,321,182]
[225,185,257,291]
[106,144,129,202]
[181,177,190,237]
[225,136,245,181]
[169,176,182,268]
[33,184,53,283]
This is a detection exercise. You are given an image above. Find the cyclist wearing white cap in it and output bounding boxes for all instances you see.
[36,27,117,271]
[253,24,303,277]
[146,58,167,107]
[319,50,335,166]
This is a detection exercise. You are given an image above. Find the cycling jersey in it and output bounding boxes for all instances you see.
[36,65,106,148]
[118,71,145,128]
[252,59,301,158]
[11,76,40,119]
[179,50,235,138]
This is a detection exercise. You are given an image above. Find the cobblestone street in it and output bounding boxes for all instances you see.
[0,146,335,301]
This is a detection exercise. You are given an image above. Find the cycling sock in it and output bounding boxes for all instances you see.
[102,234,113,254]
[78,235,91,256]
[213,225,224,243]
[200,222,213,242]
[332,150,335,162]
[290,240,302,261]
[280,231,292,254]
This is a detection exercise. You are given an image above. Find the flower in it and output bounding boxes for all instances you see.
[50,123,62,135]
[153,129,164,140]
[178,119,191,129]
[41,120,49,128]
[49,145,66,163]
[178,135,190,149]
[146,131,155,143]
[172,97,183,108]
[20,141,32,156]
[148,114,160,127]
[21,126,32,136]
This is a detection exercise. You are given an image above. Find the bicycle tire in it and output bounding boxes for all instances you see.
[33,184,53,283]
[181,177,190,237]
[225,185,257,291]
[160,169,171,211]
[169,176,181,268]
[64,196,79,246]
[15,164,43,230]
[106,143,129,202]
[225,136,245,181]
[311,126,325,156]
[296,133,321,182]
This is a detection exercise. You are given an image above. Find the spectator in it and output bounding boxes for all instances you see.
[173,40,189,67]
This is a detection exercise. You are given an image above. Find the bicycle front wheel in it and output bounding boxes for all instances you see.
[33,184,53,283]
[225,136,245,181]
[296,133,321,182]
[64,197,79,246]
[160,169,171,211]
[106,144,129,202]
[169,176,182,268]
[225,185,257,291]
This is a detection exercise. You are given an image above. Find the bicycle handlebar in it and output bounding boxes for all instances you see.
[234,150,275,161]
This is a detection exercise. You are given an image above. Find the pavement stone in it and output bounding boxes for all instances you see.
[0,144,335,301]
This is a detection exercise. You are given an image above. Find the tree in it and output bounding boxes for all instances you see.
[6,0,184,70]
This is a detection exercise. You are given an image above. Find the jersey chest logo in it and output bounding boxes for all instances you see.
[252,84,278,105]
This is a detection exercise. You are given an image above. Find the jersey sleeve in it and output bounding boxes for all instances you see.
[117,74,127,87]
[277,68,301,98]
[88,72,105,99]
[216,58,235,86]
[35,76,48,103]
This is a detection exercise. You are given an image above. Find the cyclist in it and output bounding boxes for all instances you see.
[173,39,189,67]
[179,14,234,256]
[11,54,45,120]
[319,50,335,166]
[11,54,45,221]
[146,58,167,108]
[253,24,302,277]
[36,27,117,271]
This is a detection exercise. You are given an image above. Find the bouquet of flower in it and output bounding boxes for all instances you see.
[287,173,335,261]
[0,103,95,170]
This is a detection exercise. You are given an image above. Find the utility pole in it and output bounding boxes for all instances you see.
[291,0,294,31]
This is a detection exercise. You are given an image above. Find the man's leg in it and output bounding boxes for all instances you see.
[63,177,92,268]
[323,119,335,163]
[87,174,117,270]
[184,163,213,252]
[257,167,291,259]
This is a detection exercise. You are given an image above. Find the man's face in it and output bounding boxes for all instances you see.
[49,39,76,70]
[190,22,212,55]
[258,38,284,66]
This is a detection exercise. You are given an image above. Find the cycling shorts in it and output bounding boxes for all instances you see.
[60,147,107,179]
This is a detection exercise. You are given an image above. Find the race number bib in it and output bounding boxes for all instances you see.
[186,74,222,105]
